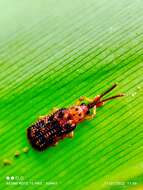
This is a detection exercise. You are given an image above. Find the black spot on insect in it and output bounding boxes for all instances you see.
[86,110,90,114]
[81,102,86,106]
[67,115,72,120]
[57,108,65,118]
[64,123,76,133]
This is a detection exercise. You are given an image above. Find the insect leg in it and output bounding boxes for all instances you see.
[38,115,46,120]
[51,107,59,113]
[76,96,94,105]
[53,141,58,146]
[39,116,44,119]
[66,131,74,138]
[85,105,96,120]
[38,115,49,123]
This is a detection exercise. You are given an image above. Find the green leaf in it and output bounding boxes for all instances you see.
[0,0,143,190]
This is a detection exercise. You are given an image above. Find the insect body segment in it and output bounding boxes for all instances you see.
[27,84,124,151]
[27,109,76,151]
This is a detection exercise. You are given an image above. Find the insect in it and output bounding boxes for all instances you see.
[27,83,124,151]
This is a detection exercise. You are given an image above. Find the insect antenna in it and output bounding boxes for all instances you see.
[95,93,124,108]
[88,83,124,109]
[99,94,124,103]
[100,83,117,98]
[97,83,124,104]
